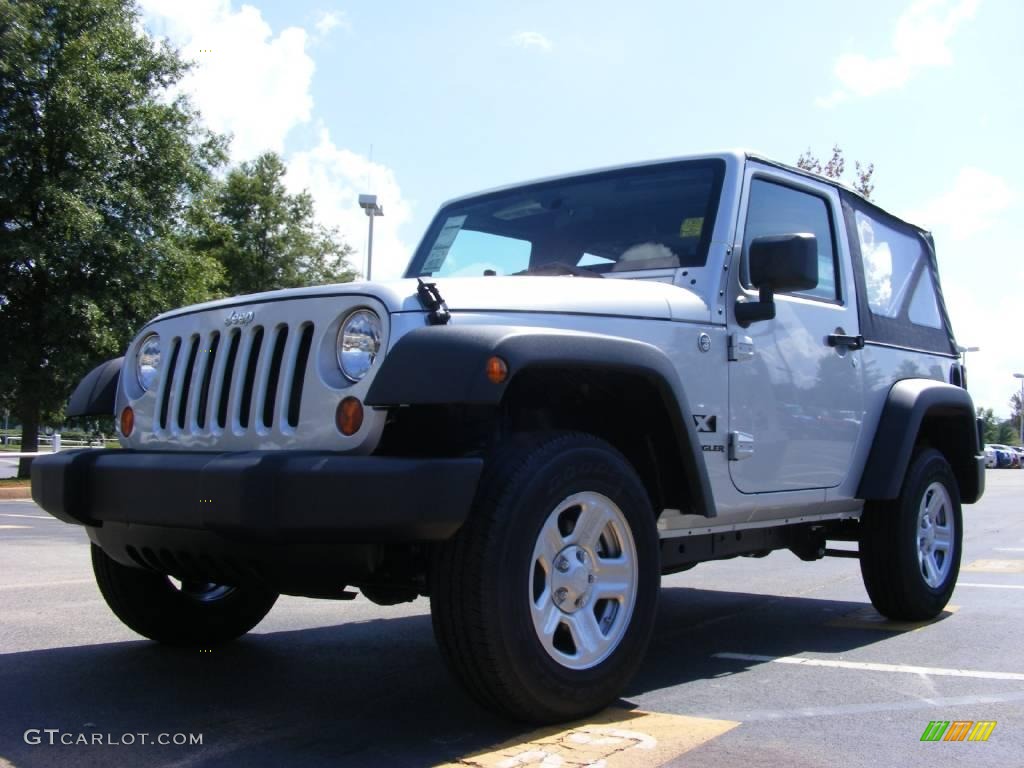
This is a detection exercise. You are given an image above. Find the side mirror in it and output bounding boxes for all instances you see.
[735,234,819,326]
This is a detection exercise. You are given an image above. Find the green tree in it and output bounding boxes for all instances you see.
[977,407,999,444]
[187,152,357,296]
[995,421,1018,446]
[0,0,226,475]
[797,145,875,200]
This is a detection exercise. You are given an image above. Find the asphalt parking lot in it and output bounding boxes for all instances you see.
[1,470,1022,767]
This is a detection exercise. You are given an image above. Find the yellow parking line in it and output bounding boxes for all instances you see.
[435,708,738,768]
[826,605,958,632]
[962,559,1024,574]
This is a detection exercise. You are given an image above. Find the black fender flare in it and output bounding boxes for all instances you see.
[857,379,983,503]
[68,357,123,418]
[366,325,716,517]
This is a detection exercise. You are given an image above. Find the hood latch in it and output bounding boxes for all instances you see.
[416,279,451,326]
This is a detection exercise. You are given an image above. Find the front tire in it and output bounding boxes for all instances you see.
[431,433,659,723]
[859,448,962,621]
[91,544,278,646]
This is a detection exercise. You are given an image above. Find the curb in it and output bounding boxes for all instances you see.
[0,486,32,500]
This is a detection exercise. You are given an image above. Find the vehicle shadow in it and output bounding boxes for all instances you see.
[0,586,926,768]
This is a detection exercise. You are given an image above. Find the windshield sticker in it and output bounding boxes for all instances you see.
[421,215,467,273]
[679,217,704,238]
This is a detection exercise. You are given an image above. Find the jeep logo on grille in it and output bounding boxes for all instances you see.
[224,310,255,327]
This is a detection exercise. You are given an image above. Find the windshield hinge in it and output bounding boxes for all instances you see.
[416,279,451,326]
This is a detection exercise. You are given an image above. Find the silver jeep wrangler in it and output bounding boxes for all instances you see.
[32,151,984,723]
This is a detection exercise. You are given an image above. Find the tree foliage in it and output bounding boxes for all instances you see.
[796,144,875,200]
[977,406,1021,446]
[185,152,357,297]
[0,0,225,472]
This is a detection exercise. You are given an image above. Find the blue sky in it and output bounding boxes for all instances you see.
[139,0,1022,417]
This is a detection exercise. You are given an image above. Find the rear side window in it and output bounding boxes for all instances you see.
[855,211,942,329]
[743,179,838,301]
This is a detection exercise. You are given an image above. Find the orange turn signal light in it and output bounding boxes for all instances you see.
[336,397,364,436]
[120,406,135,437]
[486,356,509,384]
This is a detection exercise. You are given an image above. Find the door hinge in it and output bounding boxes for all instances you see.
[729,333,754,362]
[729,431,755,461]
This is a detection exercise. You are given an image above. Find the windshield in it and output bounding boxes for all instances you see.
[406,160,725,278]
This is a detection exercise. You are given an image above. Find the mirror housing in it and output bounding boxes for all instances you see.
[735,234,819,327]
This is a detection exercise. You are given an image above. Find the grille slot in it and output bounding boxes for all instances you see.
[158,338,182,430]
[262,326,289,428]
[287,323,314,428]
[196,331,221,429]
[217,330,242,430]
[238,326,264,429]
[177,336,200,430]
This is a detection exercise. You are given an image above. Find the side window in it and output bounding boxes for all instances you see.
[854,210,941,327]
[743,179,838,301]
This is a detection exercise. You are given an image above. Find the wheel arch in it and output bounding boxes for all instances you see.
[366,325,716,518]
[857,379,984,504]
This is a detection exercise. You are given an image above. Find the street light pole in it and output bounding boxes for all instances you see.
[1015,373,1024,444]
[358,194,384,281]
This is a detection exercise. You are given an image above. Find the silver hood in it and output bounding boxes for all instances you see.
[149,276,711,325]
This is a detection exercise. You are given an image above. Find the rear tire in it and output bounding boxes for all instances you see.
[91,544,278,646]
[431,433,660,724]
[859,448,962,621]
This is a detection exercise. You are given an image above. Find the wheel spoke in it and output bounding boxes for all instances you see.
[567,609,605,661]
[933,525,953,549]
[593,557,632,600]
[539,519,566,565]
[572,498,613,551]
[922,552,940,585]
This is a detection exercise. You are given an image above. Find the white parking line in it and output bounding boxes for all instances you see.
[0,579,93,590]
[713,652,1024,681]
[957,582,1024,590]
[0,513,53,520]
[995,548,1024,552]
[705,689,1024,722]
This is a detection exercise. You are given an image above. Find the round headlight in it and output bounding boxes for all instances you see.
[337,310,382,381]
[137,334,161,391]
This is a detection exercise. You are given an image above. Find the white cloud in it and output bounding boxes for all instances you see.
[285,127,414,280]
[315,10,350,36]
[139,1,414,281]
[510,31,553,52]
[140,0,314,159]
[907,168,1019,417]
[942,283,1022,419]
[905,167,1015,240]
[819,0,979,106]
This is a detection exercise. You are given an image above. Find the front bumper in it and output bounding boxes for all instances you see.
[31,449,483,541]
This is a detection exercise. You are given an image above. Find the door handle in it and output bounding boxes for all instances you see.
[827,333,865,350]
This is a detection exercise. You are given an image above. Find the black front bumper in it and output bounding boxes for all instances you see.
[31,449,483,541]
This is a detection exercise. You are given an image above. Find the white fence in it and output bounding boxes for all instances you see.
[1,433,118,458]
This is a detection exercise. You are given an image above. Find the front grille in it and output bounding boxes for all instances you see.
[154,322,314,437]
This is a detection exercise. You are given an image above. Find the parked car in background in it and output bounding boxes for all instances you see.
[989,444,1018,468]
[984,445,997,468]
[1012,446,1024,468]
